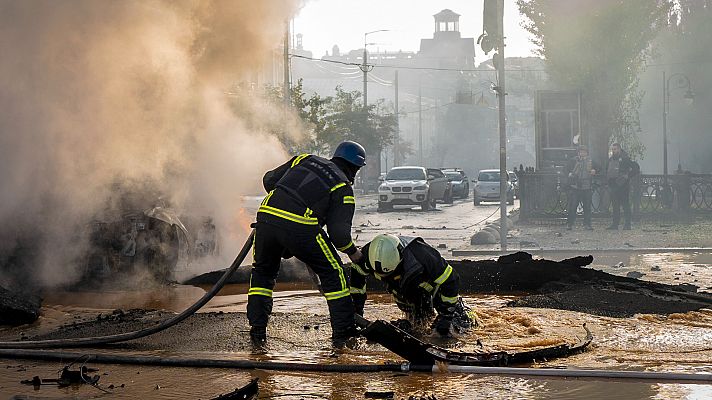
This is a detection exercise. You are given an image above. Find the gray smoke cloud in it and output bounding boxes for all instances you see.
[0,0,301,288]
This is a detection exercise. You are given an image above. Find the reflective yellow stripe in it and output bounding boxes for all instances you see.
[343,196,355,204]
[434,265,453,285]
[419,282,434,292]
[248,287,273,297]
[324,288,350,301]
[258,205,319,225]
[349,286,366,294]
[316,233,347,292]
[330,182,346,192]
[336,241,354,252]
[440,294,458,304]
[261,190,275,206]
[351,263,369,276]
[291,153,310,167]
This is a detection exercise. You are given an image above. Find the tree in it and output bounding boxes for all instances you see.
[262,79,329,154]
[321,86,397,156]
[517,0,670,161]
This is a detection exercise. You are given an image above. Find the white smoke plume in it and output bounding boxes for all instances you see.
[0,0,301,288]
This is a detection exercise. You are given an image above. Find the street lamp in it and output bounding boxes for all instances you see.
[662,72,695,193]
[361,30,390,112]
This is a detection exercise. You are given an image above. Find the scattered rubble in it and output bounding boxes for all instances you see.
[470,230,496,245]
[0,285,41,326]
[21,365,100,388]
[211,378,258,400]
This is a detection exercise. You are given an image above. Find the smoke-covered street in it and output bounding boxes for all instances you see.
[2,0,712,399]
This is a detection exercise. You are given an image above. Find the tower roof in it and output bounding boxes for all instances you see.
[434,9,460,20]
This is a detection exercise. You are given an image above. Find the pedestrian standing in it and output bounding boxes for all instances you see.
[566,145,597,230]
[606,143,634,230]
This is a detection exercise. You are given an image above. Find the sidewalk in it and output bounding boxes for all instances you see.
[454,215,712,255]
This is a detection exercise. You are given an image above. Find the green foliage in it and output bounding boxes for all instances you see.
[517,0,670,161]
[321,86,397,155]
[260,82,397,157]
[263,79,329,154]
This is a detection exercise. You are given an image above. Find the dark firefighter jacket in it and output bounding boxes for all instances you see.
[350,236,459,316]
[258,154,357,256]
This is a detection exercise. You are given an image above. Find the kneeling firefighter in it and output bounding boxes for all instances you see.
[351,234,476,337]
[248,141,366,348]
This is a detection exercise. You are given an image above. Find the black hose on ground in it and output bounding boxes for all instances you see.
[0,230,256,349]
[2,349,712,383]
[0,349,409,373]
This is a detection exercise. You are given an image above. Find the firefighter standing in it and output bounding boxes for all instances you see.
[248,141,366,348]
[350,234,475,337]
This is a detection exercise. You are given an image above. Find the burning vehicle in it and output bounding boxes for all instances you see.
[82,188,220,284]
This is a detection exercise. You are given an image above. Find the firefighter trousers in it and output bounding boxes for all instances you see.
[247,221,354,336]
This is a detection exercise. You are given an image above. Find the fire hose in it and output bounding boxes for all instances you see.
[0,230,256,349]
[0,348,711,383]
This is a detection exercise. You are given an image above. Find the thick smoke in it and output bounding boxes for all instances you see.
[0,1,300,288]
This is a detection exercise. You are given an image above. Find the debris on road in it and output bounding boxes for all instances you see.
[211,378,258,400]
[21,365,100,388]
[0,285,41,326]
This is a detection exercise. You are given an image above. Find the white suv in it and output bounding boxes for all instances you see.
[378,166,450,211]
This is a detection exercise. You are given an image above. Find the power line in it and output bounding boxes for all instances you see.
[290,53,547,73]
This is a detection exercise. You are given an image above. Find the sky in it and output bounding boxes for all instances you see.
[293,0,537,60]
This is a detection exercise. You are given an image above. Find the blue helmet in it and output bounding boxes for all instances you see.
[332,141,366,167]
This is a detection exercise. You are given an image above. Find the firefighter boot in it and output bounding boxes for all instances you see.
[332,325,359,349]
[249,326,267,348]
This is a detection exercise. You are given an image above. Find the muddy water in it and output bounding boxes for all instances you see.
[2,274,712,399]
[584,251,712,290]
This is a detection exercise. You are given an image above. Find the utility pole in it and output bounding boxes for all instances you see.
[394,70,399,167]
[362,47,368,112]
[495,0,507,252]
[418,82,423,166]
[283,20,290,109]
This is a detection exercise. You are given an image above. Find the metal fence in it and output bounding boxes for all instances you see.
[517,170,712,220]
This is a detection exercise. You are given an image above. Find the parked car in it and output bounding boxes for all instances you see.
[378,166,451,211]
[473,169,514,206]
[442,168,469,199]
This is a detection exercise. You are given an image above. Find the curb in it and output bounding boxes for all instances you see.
[451,247,712,257]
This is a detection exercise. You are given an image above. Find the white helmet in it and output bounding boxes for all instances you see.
[368,234,403,275]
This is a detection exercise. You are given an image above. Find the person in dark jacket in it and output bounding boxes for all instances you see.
[566,145,598,230]
[350,234,476,337]
[606,143,635,230]
[248,141,366,348]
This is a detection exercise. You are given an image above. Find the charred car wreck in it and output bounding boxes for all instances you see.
[84,192,219,284]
